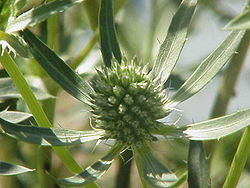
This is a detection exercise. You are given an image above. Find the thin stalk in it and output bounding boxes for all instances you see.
[83,0,99,30]
[47,9,59,52]
[212,31,250,187]
[71,30,99,70]
[0,52,82,172]
[205,31,250,163]
[223,127,250,188]
[115,149,133,188]
[0,52,99,188]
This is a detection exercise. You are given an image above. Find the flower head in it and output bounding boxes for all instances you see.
[90,58,168,146]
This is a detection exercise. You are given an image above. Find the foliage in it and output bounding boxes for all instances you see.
[0,0,250,187]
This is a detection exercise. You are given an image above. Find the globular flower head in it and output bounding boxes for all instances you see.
[90,58,169,146]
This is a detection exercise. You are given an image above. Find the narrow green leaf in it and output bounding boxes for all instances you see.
[133,143,177,188]
[0,110,32,123]
[0,77,53,100]
[6,0,84,33]
[166,31,245,108]
[0,30,28,57]
[187,141,210,188]
[151,0,197,84]
[99,0,122,66]
[20,29,94,105]
[58,144,124,185]
[184,108,250,140]
[224,1,250,30]
[0,161,34,176]
[0,118,105,146]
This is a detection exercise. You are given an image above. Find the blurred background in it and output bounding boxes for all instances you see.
[1,0,250,187]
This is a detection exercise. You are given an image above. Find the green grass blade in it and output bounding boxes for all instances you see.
[20,29,94,105]
[58,144,124,186]
[188,141,210,188]
[0,161,34,176]
[0,111,32,123]
[99,0,122,66]
[0,118,105,146]
[132,143,177,188]
[6,0,84,33]
[151,0,197,84]
[0,77,53,100]
[166,31,245,108]
[184,108,250,140]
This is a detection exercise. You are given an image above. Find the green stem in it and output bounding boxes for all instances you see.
[0,52,82,172]
[220,31,250,187]
[47,5,59,52]
[115,149,133,188]
[223,127,250,188]
[71,30,99,70]
[83,0,99,30]
[205,30,250,165]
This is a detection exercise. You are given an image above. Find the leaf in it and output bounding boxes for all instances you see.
[151,0,197,85]
[0,77,53,100]
[187,141,210,188]
[99,0,122,66]
[0,118,105,146]
[58,144,124,185]
[20,29,94,105]
[224,3,250,30]
[0,161,34,176]
[6,0,84,33]
[0,30,28,57]
[0,110,32,123]
[184,108,250,140]
[133,143,177,188]
[151,124,186,139]
[166,31,245,108]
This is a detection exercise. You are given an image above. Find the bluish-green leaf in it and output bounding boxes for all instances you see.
[224,1,250,30]
[188,141,210,188]
[0,118,105,146]
[184,108,250,140]
[6,0,84,33]
[0,110,32,123]
[58,144,124,185]
[0,30,28,57]
[20,29,94,105]
[166,31,245,108]
[0,77,53,100]
[133,143,177,188]
[151,0,197,84]
[99,0,122,66]
[0,161,34,176]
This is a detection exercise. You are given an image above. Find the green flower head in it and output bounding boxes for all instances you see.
[90,58,168,146]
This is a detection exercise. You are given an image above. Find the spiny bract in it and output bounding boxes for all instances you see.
[90,58,168,146]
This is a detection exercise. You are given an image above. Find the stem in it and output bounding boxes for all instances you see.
[115,149,133,188]
[220,31,250,187]
[205,30,250,165]
[47,9,59,52]
[71,30,99,70]
[83,0,99,30]
[0,52,82,172]
[223,127,250,188]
